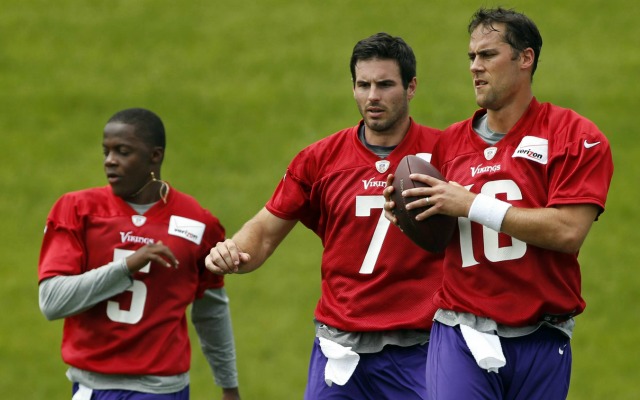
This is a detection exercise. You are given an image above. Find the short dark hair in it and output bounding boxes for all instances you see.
[350,32,417,89]
[469,7,543,79]
[107,108,166,149]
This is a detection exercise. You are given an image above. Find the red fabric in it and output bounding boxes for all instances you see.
[431,98,614,326]
[38,186,225,375]
[266,120,444,332]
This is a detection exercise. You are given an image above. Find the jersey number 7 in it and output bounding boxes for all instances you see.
[356,195,389,274]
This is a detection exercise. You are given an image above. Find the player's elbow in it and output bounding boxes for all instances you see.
[38,280,64,321]
[550,228,588,254]
[39,300,62,321]
[549,204,598,254]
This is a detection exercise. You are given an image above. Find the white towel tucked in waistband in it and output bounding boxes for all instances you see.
[319,337,360,386]
[72,384,93,400]
[460,324,506,373]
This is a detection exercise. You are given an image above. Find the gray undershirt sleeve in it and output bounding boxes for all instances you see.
[191,288,239,389]
[39,260,133,320]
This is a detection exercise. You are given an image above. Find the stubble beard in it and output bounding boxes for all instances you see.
[366,117,395,134]
[364,103,408,136]
[475,89,498,110]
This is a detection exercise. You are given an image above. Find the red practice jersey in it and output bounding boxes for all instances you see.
[266,120,444,332]
[431,98,614,326]
[38,187,225,375]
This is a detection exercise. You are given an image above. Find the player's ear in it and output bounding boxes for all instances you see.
[150,146,164,165]
[407,77,417,101]
[520,48,535,71]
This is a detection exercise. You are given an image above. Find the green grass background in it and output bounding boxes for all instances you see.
[1,0,637,398]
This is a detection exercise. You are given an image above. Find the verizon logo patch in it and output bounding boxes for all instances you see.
[512,136,548,165]
[168,215,205,245]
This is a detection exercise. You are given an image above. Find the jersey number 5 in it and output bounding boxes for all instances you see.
[106,248,150,324]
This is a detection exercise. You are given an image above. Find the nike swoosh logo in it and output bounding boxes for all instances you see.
[584,140,601,149]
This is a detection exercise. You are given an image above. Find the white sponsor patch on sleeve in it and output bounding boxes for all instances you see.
[168,215,205,245]
[512,136,548,165]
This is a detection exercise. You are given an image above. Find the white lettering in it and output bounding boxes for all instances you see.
[120,231,155,245]
[470,164,501,177]
[362,178,387,190]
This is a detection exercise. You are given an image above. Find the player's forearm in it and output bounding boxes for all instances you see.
[230,222,274,273]
[231,208,296,273]
[499,204,598,253]
[39,261,133,320]
[192,288,239,389]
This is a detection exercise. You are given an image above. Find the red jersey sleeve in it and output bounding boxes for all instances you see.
[39,194,88,282]
[266,147,320,231]
[546,112,613,215]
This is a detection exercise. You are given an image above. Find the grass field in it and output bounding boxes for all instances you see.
[1,0,638,398]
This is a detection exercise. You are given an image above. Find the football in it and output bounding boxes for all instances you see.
[390,155,457,252]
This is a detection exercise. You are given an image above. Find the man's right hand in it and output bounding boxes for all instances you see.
[126,240,179,273]
[383,173,399,226]
[205,239,252,275]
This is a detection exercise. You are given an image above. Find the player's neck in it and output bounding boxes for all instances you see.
[126,172,170,204]
[486,92,533,134]
[125,182,160,204]
[359,124,396,158]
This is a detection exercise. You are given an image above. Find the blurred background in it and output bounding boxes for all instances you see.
[1,0,637,398]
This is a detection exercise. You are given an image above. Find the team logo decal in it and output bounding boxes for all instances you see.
[168,215,205,245]
[375,160,390,173]
[512,136,548,165]
[131,215,146,227]
[484,147,497,160]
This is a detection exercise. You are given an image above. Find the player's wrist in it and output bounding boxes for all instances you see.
[118,257,133,276]
[468,194,512,232]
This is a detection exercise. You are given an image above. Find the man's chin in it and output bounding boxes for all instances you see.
[366,119,391,133]
[475,93,496,110]
[108,185,126,198]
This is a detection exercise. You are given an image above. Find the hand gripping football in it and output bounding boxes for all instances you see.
[390,155,457,252]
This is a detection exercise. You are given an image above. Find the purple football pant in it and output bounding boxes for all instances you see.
[71,383,189,400]
[426,321,572,400]
[304,337,428,400]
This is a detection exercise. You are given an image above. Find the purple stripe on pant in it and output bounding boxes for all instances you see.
[304,337,429,400]
[427,321,572,400]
